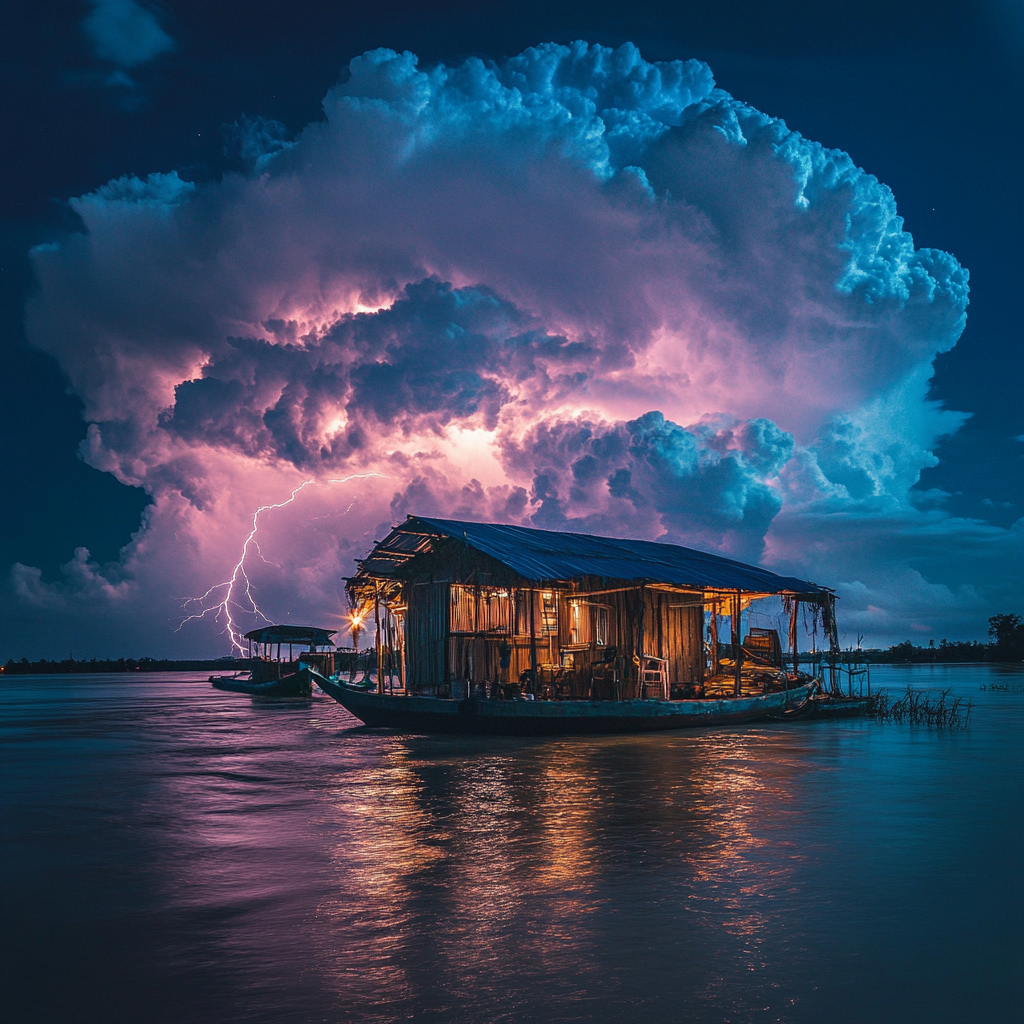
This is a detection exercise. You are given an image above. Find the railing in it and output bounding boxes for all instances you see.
[804,650,871,696]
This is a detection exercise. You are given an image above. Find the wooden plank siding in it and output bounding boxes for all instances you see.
[404,582,448,691]
[400,580,704,697]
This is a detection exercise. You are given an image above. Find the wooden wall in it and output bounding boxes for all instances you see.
[404,581,448,690]
[401,581,704,696]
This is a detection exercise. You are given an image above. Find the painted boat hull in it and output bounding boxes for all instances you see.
[211,667,313,698]
[313,672,813,736]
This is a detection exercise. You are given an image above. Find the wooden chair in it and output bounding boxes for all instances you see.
[637,655,669,700]
[743,628,783,668]
[590,662,619,700]
[590,646,619,700]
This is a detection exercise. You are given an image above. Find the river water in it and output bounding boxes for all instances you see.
[2,664,1021,1023]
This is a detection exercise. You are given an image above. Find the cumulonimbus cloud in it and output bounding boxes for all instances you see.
[13,41,1019,654]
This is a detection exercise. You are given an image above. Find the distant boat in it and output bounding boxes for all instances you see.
[210,624,336,697]
[316,516,835,736]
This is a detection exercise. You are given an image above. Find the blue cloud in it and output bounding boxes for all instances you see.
[82,0,175,69]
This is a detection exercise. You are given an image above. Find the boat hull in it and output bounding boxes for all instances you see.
[805,695,874,718]
[211,667,313,698]
[313,672,813,736]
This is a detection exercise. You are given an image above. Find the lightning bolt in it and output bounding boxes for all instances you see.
[178,473,384,653]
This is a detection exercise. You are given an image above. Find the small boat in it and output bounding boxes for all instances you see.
[313,670,813,735]
[316,516,839,736]
[210,624,336,697]
[805,694,875,718]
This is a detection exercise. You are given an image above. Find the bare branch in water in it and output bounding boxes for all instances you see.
[871,687,972,729]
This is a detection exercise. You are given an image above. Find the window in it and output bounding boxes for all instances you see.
[449,585,511,634]
[566,601,609,647]
[450,585,475,633]
[568,600,587,645]
[541,591,558,634]
[514,591,530,636]
[480,589,511,632]
[513,591,561,636]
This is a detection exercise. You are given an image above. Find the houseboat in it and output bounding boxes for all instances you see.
[315,516,840,734]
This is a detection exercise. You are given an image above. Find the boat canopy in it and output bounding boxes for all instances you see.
[352,516,832,601]
[243,625,336,646]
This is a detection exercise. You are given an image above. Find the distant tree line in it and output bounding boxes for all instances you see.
[3,614,1022,675]
[1,656,249,675]
[853,613,1024,663]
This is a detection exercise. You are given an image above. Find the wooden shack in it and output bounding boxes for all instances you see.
[346,517,836,700]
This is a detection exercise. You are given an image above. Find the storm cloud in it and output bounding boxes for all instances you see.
[15,40,1017,652]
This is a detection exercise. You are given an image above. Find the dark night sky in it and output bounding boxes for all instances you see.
[2,1,1021,658]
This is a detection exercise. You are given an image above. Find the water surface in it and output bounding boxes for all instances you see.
[2,664,1021,1023]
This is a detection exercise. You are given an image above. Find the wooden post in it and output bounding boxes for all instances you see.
[637,585,646,700]
[473,581,481,696]
[398,609,407,695]
[790,599,799,677]
[387,606,396,694]
[374,588,384,695]
[507,588,516,694]
[732,591,743,697]
[528,589,538,696]
[383,605,390,694]
[709,602,719,677]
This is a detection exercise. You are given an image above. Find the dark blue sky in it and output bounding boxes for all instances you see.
[2,1,1021,655]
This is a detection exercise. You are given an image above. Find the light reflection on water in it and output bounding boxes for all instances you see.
[1,664,1020,1023]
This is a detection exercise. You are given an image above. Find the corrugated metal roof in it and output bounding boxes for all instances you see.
[355,516,831,597]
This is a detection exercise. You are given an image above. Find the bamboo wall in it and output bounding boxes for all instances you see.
[401,581,704,697]
[405,581,448,690]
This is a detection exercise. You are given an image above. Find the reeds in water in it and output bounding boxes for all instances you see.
[871,687,972,729]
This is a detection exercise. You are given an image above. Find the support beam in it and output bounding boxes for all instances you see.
[732,591,743,697]
[398,610,407,696]
[374,588,383,695]
[528,590,538,697]
[790,599,800,677]
[709,606,719,677]
[637,585,646,700]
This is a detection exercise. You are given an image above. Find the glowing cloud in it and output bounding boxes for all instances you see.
[13,40,1020,652]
